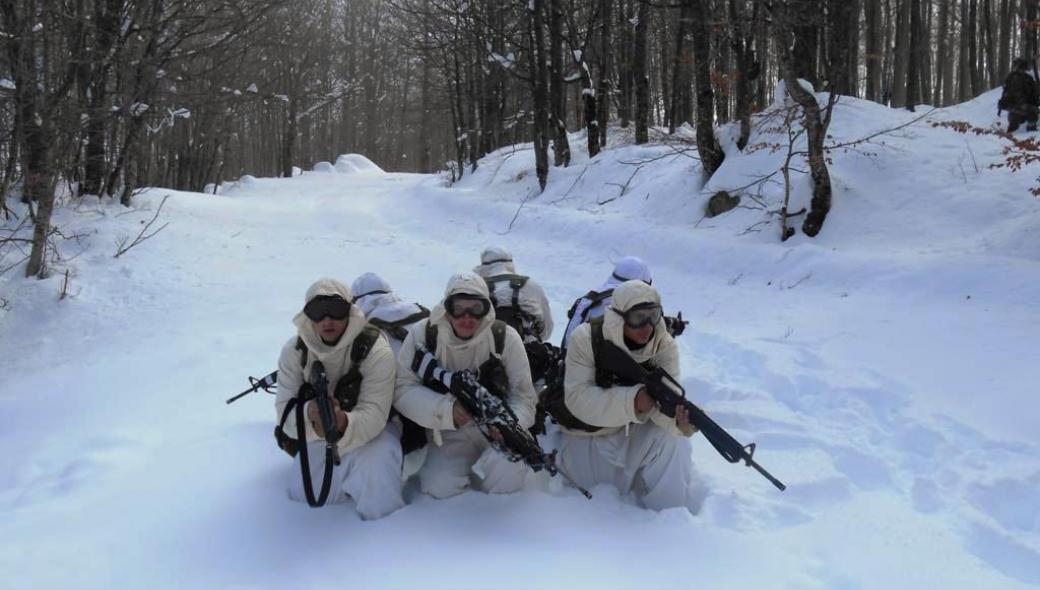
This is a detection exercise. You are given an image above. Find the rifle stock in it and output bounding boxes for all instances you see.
[599,343,786,491]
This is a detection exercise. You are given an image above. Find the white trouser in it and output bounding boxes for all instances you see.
[419,424,527,499]
[288,422,405,520]
[559,423,695,511]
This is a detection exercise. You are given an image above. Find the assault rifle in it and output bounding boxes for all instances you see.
[225,371,278,404]
[599,342,786,491]
[308,361,342,466]
[414,348,592,498]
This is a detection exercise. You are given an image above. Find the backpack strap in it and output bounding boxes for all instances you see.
[581,288,614,323]
[369,305,431,342]
[425,321,438,354]
[491,319,506,355]
[484,274,529,309]
[333,325,381,412]
[295,337,309,369]
[589,316,612,388]
[351,325,380,364]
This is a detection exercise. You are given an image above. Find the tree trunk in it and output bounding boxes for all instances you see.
[597,0,612,147]
[847,0,861,97]
[669,0,692,134]
[715,6,731,123]
[906,0,921,109]
[549,0,570,166]
[828,0,853,95]
[969,0,983,95]
[866,0,883,102]
[999,0,1014,82]
[691,0,724,175]
[419,54,432,173]
[633,0,650,144]
[935,0,950,104]
[281,98,298,178]
[792,5,819,87]
[618,0,633,127]
[3,0,56,277]
[919,0,933,103]
[784,74,833,237]
[730,0,758,150]
[984,0,998,88]
[892,0,912,107]
[531,0,551,190]
[1025,0,1039,59]
[79,0,124,197]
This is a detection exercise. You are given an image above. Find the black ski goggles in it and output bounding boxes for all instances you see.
[613,302,662,329]
[445,294,491,319]
[303,295,351,322]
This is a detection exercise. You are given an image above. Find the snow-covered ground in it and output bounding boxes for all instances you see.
[1,90,1039,589]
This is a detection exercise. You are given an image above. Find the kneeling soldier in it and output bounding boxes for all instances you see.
[394,272,537,499]
[274,278,404,519]
[557,280,697,511]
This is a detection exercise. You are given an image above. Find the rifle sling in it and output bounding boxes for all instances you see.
[293,384,335,507]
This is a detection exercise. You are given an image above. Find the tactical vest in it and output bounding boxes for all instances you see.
[368,305,430,342]
[541,316,655,433]
[274,325,381,457]
[423,319,510,400]
[484,274,540,340]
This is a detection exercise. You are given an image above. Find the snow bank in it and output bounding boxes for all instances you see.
[335,153,384,174]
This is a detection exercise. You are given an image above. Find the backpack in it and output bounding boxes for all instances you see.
[274,325,381,457]
[368,305,430,342]
[561,288,615,350]
[484,274,541,340]
[565,288,615,324]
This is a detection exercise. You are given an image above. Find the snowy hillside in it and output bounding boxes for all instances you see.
[1,91,1038,589]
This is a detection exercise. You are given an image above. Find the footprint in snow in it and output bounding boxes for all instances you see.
[7,435,145,509]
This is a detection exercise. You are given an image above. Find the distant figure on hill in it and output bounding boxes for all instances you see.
[999,57,1040,133]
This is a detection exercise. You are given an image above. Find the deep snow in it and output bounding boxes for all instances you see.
[1,90,1038,589]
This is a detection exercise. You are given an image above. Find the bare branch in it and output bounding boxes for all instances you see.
[114,195,171,258]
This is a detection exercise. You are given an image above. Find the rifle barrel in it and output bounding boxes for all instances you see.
[749,459,787,491]
[225,387,256,404]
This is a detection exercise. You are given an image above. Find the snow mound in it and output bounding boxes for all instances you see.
[335,153,384,174]
[771,78,816,106]
[312,161,336,173]
[452,86,1040,262]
